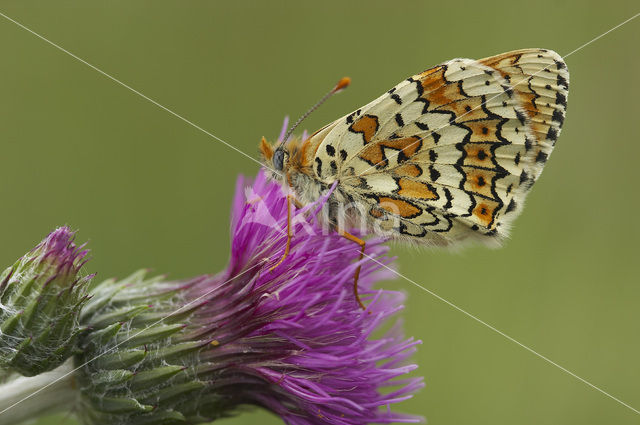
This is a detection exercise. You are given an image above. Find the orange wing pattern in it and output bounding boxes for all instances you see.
[309,49,569,246]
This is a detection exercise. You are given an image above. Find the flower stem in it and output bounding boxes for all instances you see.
[0,360,76,425]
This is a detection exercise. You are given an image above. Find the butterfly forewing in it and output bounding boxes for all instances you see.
[305,48,568,246]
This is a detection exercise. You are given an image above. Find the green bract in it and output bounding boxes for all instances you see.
[0,228,92,376]
[75,271,211,425]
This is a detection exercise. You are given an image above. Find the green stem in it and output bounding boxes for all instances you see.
[0,359,76,425]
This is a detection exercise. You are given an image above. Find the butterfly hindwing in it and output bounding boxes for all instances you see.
[307,48,568,246]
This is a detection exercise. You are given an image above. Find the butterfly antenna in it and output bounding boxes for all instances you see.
[280,77,351,145]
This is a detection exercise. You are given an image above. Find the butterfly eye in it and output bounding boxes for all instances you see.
[273,148,287,171]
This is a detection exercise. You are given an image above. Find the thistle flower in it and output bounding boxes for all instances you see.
[0,227,92,376]
[75,171,423,425]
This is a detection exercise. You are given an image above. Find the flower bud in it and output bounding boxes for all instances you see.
[0,227,92,376]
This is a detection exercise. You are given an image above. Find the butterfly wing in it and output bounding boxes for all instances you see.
[310,48,569,246]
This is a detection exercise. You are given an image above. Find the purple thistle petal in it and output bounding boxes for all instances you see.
[29,227,91,280]
[187,170,423,424]
[279,116,290,142]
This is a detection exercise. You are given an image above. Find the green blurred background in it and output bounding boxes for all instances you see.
[1,1,639,424]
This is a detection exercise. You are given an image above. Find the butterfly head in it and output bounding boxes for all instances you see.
[272,145,288,172]
[260,77,351,182]
[260,136,291,180]
[260,136,312,188]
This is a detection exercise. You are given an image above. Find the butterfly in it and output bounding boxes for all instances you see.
[260,48,569,307]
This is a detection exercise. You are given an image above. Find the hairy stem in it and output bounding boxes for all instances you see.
[0,360,76,425]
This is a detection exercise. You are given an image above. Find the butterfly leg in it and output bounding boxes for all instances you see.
[339,231,366,310]
[270,195,293,272]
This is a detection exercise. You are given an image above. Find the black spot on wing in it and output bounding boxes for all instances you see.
[457,80,470,97]
[443,188,453,209]
[524,138,533,152]
[326,145,335,156]
[551,109,565,126]
[429,165,440,182]
[557,74,568,89]
[536,151,548,163]
[395,113,404,127]
[345,109,362,125]
[416,121,429,131]
[407,77,423,97]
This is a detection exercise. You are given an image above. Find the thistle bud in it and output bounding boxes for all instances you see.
[0,227,92,376]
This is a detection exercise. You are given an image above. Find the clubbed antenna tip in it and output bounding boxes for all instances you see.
[333,76,351,92]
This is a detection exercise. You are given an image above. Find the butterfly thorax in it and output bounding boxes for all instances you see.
[260,137,357,229]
